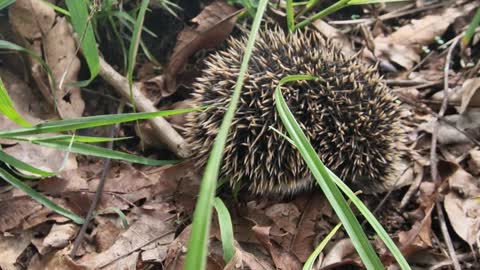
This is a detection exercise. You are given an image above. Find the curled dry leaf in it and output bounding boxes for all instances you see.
[42,223,78,249]
[467,149,480,175]
[146,0,239,97]
[0,230,34,270]
[373,2,477,69]
[321,238,359,268]
[459,78,480,113]
[444,168,480,246]
[252,225,302,270]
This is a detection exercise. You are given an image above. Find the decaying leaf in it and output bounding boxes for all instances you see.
[8,0,55,39]
[373,2,477,69]
[0,230,34,270]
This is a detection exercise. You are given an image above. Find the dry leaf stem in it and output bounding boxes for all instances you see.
[430,36,462,270]
[97,57,190,158]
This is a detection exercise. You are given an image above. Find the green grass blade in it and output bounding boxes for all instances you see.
[274,77,384,269]
[286,0,295,32]
[26,135,132,143]
[127,0,150,90]
[184,0,268,269]
[0,107,202,138]
[0,40,56,93]
[326,168,411,269]
[0,150,56,177]
[213,197,235,263]
[295,0,350,30]
[0,77,31,127]
[65,0,100,86]
[0,0,15,10]
[32,141,177,166]
[97,207,129,228]
[303,222,342,270]
[40,0,70,16]
[462,7,480,47]
[0,168,84,224]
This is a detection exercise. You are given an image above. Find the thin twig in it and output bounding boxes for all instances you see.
[69,103,124,258]
[430,36,462,270]
[97,57,190,158]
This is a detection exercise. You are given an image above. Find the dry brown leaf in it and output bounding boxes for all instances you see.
[0,197,43,232]
[418,111,480,145]
[44,17,84,119]
[8,0,55,39]
[28,249,87,270]
[312,20,354,56]
[321,238,357,267]
[78,213,175,268]
[467,149,480,175]
[444,193,480,246]
[252,225,302,270]
[42,223,78,249]
[147,0,239,97]
[459,78,480,113]
[373,2,477,69]
[0,230,34,270]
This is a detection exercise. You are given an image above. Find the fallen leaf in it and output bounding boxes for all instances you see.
[252,225,302,270]
[418,111,480,145]
[146,0,240,97]
[467,149,480,175]
[444,193,480,246]
[78,211,175,268]
[42,223,78,249]
[0,196,42,232]
[321,238,358,267]
[0,230,34,270]
[373,2,477,69]
[459,78,480,113]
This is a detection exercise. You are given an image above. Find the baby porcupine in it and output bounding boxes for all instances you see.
[184,26,405,196]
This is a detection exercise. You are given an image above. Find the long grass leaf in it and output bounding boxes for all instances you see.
[0,168,84,224]
[0,107,202,138]
[0,78,31,127]
[0,150,56,177]
[274,77,384,269]
[65,0,100,86]
[32,141,177,166]
[213,197,235,263]
[127,0,150,90]
[303,222,342,270]
[184,1,268,269]
[0,0,15,10]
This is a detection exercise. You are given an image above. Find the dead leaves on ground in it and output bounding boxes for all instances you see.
[1,0,480,269]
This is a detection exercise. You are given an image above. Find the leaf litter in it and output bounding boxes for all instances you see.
[1,0,480,269]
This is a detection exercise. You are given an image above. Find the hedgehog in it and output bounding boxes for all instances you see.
[183,26,406,196]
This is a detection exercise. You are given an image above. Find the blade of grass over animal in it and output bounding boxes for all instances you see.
[295,0,351,30]
[0,150,55,177]
[213,197,235,263]
[286,0,295,32]
[0,168,84,224]
[462,7,480,47]
[65,0,100,87]
[0,0,15,10]
[274,79,384,269]
[0,78,31,127]
[127,0,150,93]
[184,0,268,269]
[0,40,56,92]
[303,222,342,270]
[32,141,177,166]
[325,168,411,269]
[0,107,202,138]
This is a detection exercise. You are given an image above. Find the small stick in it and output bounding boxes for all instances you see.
[97,57,190,158]
[430,36,462,270]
